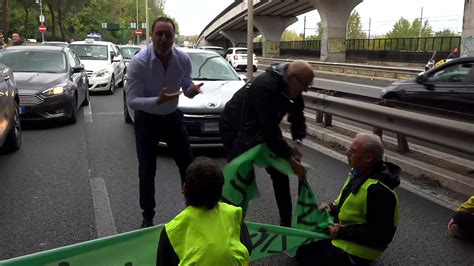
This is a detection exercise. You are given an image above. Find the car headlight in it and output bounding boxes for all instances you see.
[94,68,111,77]
[42,85,65,96]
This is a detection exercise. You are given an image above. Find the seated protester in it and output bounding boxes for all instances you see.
[296,133,401,266]
[447,196,474,241]
[156,156,252,266]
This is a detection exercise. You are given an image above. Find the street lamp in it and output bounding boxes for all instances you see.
[36,0,45,42]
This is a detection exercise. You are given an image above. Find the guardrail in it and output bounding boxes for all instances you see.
[303,92,474,156]
[259,58,422,80]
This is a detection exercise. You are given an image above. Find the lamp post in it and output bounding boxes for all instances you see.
[136,0,140,44]
[246,0,254,81]
[36,0,45,42]
[145,0,149,44]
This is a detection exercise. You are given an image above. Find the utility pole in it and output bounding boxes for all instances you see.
[246,0,254,81]
[145,0,149,44]
[136,0,139,44]
[303,16,306,41]
[418,7,423,51]
[36,0,45,42]
[368,17,371,40]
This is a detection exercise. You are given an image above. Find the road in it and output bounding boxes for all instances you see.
[0,85,473,265]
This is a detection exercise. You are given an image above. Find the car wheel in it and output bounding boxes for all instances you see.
[81,88,90,107]
[68,97,77,124]
[382,95,400,107]
[123,90,132,124]
[109,76,115,95]
[1,101,21,153]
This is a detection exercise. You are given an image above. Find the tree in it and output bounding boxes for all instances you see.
[347,11,367,39]
[386,17,433,38]
[280,30,302,41]
[434,29,458,37]
[304,21,323,40]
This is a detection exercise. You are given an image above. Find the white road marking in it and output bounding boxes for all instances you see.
[84,102,93,123]
[90,177,117,237]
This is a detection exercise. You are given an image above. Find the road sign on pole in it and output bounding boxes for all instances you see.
[135,29,143,36]
[39,25,47,33]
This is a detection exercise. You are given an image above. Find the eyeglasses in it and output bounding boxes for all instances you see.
[294,75,314,90]
[154,30,173,39]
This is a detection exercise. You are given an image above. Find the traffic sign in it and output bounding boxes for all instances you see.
[39,25,47,33]
[135,29,143,36]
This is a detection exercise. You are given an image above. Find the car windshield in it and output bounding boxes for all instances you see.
[204,48,225,57]
[235,49,247,54]
[0,50,67,73]
[189,52,239,80]
[43,42,68,47]
[121,47,141,59]
[69,44,108,60]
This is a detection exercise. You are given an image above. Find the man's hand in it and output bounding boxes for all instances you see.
[329,224,342,239]
[289,156,306,180]
[157,88,181,104]
[185,82,204,98]
[319,202,332,212]
[292,141,303,159]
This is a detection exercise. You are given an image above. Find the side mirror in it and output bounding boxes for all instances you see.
[72,65,84,73]
[238,74,248,82]
[415,74,426,84]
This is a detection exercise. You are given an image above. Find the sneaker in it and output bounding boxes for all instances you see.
[140,218,153,228]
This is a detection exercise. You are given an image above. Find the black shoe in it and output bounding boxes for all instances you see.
[140,218,153,228]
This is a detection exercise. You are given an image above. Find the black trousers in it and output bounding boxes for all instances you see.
[219,122,292,227]
[295,239,371,266]
[134,110,193,220]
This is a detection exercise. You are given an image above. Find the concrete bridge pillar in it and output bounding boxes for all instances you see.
[309,0,362,62]
[253,15,298,57]
[220,30,249,47]
[462,0,474,56]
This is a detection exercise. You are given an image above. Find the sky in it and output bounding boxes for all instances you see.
[164,0,465,37]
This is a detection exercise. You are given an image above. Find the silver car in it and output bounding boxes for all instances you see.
[124,48,247,147]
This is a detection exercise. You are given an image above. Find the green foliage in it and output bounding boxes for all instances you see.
[386,17,433,38]
[4,0,172,44]
[434,29,457,37]
[280,30,302,41]
[347,11,367,39]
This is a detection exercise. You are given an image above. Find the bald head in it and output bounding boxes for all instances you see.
[286,60,314,98]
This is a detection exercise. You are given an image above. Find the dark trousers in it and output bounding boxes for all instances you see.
[295,239,371,266]
[134,110,193,220]
[219,122,292,227]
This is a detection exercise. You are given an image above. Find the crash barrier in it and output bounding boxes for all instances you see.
[303,92,474,157]
[0,145,332,265]
[259,58,421,80]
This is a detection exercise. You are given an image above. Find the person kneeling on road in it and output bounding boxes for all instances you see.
[296,133,401,266]
[156,156,252,266]
[447,195,474,241]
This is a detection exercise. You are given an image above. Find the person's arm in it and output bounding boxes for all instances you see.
[156,229,180,266]
[254,83,293,159]
[336,184,397,249]
[240,222,253,255]
[287,94,307,141]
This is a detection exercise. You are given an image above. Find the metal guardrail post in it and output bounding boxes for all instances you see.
[324,113,332,127]
[316,111,323,123]
[397,133,410,153]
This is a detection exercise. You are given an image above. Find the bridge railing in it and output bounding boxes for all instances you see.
[253,36,460,63]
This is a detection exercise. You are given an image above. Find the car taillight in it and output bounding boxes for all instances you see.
[234,55,238,60]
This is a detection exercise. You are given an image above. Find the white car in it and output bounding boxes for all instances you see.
[225,47,258,72]
[199,46,225,58]
[124,48,248,147]
[69,39,125,94]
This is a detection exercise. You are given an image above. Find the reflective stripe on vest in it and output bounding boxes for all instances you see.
[332,176,400,261]
[166,202,250,266]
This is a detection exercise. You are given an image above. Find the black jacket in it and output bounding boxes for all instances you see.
[220,63,306,160]
[330,161,401,251]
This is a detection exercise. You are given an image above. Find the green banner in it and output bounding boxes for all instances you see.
[0,144,333,265]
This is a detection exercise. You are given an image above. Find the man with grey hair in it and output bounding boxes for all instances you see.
[296,133,401,265]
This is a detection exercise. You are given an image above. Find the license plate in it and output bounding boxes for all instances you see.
[201,122,219,132]
[19,106,27,114]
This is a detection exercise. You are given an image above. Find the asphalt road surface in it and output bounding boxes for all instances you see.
[0,84,472,265]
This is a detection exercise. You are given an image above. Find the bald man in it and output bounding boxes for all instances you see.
[220,60,314,227]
